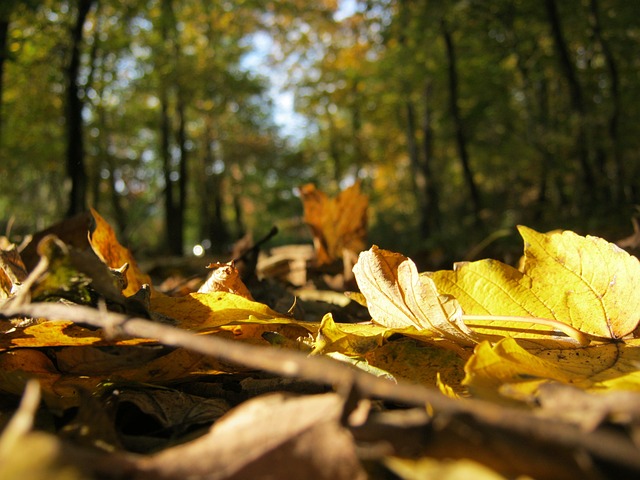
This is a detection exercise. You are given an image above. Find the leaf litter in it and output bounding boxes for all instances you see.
[0,188,640,478]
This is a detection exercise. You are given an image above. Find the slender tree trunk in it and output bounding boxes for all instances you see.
[232,187,245,239]
[160,86,180,254]
[588,0,624,203]
[106,157,127,237]
[326,107,341,184]
[0,16,10,145]
[65,0,94,218]
[396,0,438,237]
[204,118,229,252]
[175,91,188,254]
[159,0,183,255]
[421,80,440,232]
[209,170,229,252]
[441,19,482,221]
[544,0,596,204]
[404,99,431,238]
[350,79,366,173]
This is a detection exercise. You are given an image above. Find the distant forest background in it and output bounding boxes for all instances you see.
[1,0,638,267]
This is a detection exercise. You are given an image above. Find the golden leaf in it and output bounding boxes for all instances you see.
[518,226,640,339]
[364,338,467,393]
[463,337,640,402]
[429,227,639,344]
[150,291,294,332]
[88,208,152,297]
[312,313,389,356]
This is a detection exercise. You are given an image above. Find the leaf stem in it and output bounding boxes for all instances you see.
[462,314,591,346]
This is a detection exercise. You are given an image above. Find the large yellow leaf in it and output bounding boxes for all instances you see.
[430,227,640,343]
[463,337,640,402]
[353,246,478,347]
[518,226,640,339]
[363,338,467,393]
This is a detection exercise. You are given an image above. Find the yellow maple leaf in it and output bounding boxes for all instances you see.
[518,226,640,339]
[364,338,467,393]
[464,337,640,402]
[429,226,640,345]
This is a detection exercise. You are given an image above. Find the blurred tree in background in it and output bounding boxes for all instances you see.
[0,0,638,265]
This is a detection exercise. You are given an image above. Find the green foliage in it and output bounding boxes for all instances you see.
[0,0,639,261]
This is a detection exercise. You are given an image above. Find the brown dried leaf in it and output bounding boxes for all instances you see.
[301,181,367,266]
[198,261,254,300]
[135,393,366,480]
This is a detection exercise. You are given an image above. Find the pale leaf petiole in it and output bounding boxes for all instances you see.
[462,314,591,346]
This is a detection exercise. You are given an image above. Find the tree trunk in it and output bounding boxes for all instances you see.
[175,91,188,254]
[544,0,596,203]
[65,0,94,218]
[326,107,342,184]
[404,99,430,239]
[160,86,181,254]
[441,19,482,222]
[588,0,624,203]
[159,0,183,255]
[209,171,229,252]
[203,118,229,252]
[421,80,440,233]
[0,15,10,144]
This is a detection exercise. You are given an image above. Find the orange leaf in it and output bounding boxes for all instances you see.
[88,208,152,296]
[300,181,368,266]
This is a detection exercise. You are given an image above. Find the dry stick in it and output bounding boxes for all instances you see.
[2,302,640,471]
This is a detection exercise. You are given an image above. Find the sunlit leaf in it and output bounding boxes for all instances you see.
[429,227,640,344]
[353,246,478,346]
[463,337,640,402]
[312,313,389,356]
[385,456,506,480]
[149,291,295,332]
[88,208,152,297]
[198,261,253,300]
[518,226,640,339]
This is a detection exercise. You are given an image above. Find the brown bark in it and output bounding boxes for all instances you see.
[65,0,94,218]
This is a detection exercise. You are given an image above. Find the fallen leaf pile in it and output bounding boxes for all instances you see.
[1,191,640,479]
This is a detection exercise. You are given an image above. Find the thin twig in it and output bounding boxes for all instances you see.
[1,302,639,471]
